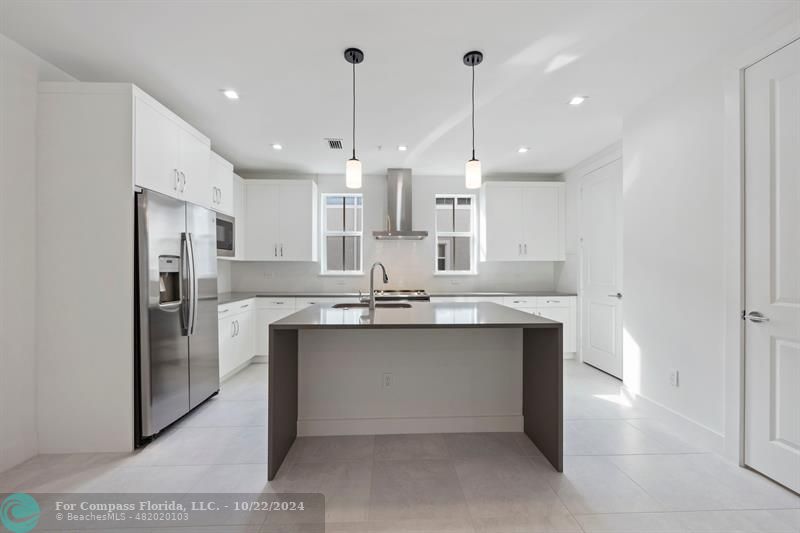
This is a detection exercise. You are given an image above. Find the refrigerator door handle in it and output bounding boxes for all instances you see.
[186,232,198,335]
[180,232,191,335]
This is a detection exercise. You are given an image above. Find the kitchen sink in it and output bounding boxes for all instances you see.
[332,302,412,309]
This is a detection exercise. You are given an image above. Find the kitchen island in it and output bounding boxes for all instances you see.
[267,301,562,479]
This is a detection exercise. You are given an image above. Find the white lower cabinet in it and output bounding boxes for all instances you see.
[218,299,255,379]
[501,296,577,354]
[254,298,297,357]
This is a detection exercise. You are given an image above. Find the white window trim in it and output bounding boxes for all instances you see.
[434,194,478,275]
[320,193,364,275]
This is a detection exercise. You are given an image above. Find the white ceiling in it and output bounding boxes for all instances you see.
[0,1,795,175]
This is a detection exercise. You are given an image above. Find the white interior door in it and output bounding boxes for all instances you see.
[580,159,623,378]
[744,38,800,493]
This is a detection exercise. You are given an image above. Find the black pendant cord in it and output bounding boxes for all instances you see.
[471,64,476,160]
[352,62,357,160]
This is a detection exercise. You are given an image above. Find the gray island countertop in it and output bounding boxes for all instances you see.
[218,290,576,305]
[270,301,561,330]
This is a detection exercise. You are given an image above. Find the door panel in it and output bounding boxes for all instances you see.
[580,159,623,378]
[179,128,211,209]
[524,186,564,260]
[744,38,800,493]
[245,181,281,260]
[187,203,219,408]
[138,190,189,436]
[278,182,314,261]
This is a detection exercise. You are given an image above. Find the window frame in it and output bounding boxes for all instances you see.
[320,192,364,276]
[433,193,478,275]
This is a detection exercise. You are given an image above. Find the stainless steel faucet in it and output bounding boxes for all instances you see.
[366,262,389,310]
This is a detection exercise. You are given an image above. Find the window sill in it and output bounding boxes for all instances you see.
[433,271,478,277]
[319,271,364,277]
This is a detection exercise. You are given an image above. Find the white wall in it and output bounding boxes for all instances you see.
[231,173,560,293]
[0,34,74,472]
[621,59,728,436]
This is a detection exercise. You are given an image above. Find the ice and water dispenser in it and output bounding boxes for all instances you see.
[158,255,180,305]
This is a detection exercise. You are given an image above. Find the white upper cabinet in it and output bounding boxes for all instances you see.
[133,98,181,196]
[480,182,565,261]
[133,91,211,207]
[244,179,318,262]
[209,151,234,216]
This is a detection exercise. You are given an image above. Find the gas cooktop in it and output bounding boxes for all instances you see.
[372,289,430,302]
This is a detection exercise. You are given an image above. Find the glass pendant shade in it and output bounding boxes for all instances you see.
[465,158,482,189]
[346,158,362,189]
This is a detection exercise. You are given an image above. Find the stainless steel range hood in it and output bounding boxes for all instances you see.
[373,168,428,240]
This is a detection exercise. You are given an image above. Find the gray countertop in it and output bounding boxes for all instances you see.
[270,302,561,330]
[217,290,576,305]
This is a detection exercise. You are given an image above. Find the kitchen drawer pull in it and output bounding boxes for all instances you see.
[240,304,249,309]
[219,309,229,313]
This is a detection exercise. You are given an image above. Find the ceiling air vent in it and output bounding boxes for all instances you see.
[325,138,343,150]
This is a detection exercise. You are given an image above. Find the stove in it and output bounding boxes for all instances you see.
[372,289,430,302]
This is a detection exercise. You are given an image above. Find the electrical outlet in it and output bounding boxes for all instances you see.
[669,370,680,388]
[382,372,392,389]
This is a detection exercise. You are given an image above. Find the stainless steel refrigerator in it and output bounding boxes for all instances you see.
[135,189,219,444]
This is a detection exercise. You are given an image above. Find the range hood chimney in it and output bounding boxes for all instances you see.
[373,168,428,240]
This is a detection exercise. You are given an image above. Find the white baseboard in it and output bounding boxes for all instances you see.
[297,415,523,436]
[625,386,726,455]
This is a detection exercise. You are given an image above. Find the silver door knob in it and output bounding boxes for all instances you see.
[608,293,623,299]
[745,311,770,323]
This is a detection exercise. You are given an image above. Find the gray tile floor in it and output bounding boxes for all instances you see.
[1,361,798,532]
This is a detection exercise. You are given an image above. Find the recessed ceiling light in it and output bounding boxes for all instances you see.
[272,143,283,151]
[222,89,239,100]
[517,147,529,153]
[397,145,408,152]
[569,95,587,106]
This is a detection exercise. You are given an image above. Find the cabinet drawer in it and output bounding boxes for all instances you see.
[536,296,574,308]
[218,299,254,317]
[502,296,537,308]
[255,297,295,310]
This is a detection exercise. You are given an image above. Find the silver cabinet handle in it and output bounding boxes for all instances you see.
[280,244,284,257]
[231,321,236,337]
[174,169,180,190]
[218,188,222,204]
[218,309,229,314]
[745,311,770,323]
[607,293,623,299]
[235,320,240,336]
[240,304,249,309]
[273,301,284,305]
[518,244,522,255]
[180,171,187,192]
[274,244,278,257]
[524,243,527,254]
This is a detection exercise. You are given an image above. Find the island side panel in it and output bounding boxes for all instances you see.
[522,325,563,472]
[268,327,298,480]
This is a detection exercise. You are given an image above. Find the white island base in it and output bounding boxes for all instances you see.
[298,328,523,436]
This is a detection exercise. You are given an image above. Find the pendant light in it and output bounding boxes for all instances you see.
[344,48,364,189]
[463,50,483,189]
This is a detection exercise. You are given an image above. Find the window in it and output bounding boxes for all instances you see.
[435,195,476,274]
[321,194,363,274]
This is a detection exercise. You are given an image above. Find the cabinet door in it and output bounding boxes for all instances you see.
[178,127,211,208]
[210,152,234,216]
[245,181,281,260]
[481,184,524,261]
[218,315,237,378]
[536,306,575,353]
[522,184,565,260]
[233,175,247,259]
[232,311,253,370]
[277,181,317,262]
[134,98,180,197]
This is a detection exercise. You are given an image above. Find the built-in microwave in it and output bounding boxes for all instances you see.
[216,213,235,257]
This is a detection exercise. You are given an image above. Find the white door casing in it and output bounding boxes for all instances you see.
[580,159,623,378]
[744,38,800,493]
